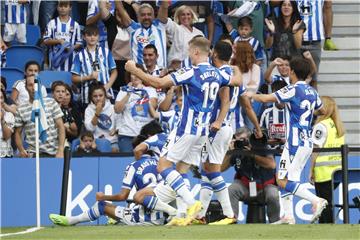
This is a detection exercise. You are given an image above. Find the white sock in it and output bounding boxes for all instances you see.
[281,194,294,218]
[154,198,177,216]
[68,201,102,225]
[294,184,319,203]
[176,196,188,218]
[198,174,213,218]
[209,173,234,218]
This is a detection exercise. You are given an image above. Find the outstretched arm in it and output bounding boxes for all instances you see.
[115,0,132,27]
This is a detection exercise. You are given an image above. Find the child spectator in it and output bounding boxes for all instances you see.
[43,0,82,72]
[226,16,264,66]
[75,130,100,155]
[3,0,28,46]
[264,56,291,86]
[84,84,118,153]
[0,88,15,158]
[71,24,117,110]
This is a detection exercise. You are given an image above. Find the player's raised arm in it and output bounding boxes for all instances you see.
[245,91,277,103]
[125,60,174,89]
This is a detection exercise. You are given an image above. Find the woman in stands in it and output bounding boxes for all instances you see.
[10,60,47,105]
[309,96,345,223]
[0,88,15,158]
[84,84,118,153]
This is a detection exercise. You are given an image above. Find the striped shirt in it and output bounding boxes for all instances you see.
[230,29,264,61]
[4,0,27,24]
[170,62,231,136]
[14,98,63,155]
[71,46,116,104]
[260,104,286,141]
[44,17,82,71]
[144,133,168,159]
[273,81,322,149]
[159,109,180,134]
[296,0,324,41]
[127,19,168,68]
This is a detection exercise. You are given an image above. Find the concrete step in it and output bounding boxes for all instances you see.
[331,37,360,50]
[321,50,360,60]
[333,14,360,27]
[333,26,360,37]
[339,109,360,122]
[333,3,360,14]
[318,60,360,73]
[318,73,359,83]
[345,133,360,146]
[318,83,360,97]
[334,97,360,107]
[344,122,360,131]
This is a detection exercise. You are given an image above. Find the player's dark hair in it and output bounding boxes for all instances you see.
[144,44,158,55]
[219,34,234,44]
[140,120,163,137]
[132,134,148,148]
[290,57,311,81]
[214,41,233,62]
[271,80,288,92]
[238,16,253,28]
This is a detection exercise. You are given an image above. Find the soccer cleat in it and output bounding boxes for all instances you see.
[186,201,203,219]
[311,198,328,223]
[191,217,207,225]
[323,39,338,51]
[106,216,119,225]
[271,216,296,224]
[49,214,70,226]
[208,217,237,225]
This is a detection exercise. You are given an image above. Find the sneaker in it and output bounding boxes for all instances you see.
[49,214,70,226]
[311,198,328,223]
[323,39,338,51]
[106,216,119,225]
[186,201,203,219]
[271,216,296,224]
[208,217,237,225]
[191,217,207,225]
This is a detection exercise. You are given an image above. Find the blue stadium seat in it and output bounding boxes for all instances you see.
[38,70,72,89]
[1,67,24,93]
[5,45,44,70]
[71,138,112,153]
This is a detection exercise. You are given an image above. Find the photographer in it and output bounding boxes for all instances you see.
[221,127,280,223]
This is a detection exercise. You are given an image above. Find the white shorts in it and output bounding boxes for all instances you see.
[277,145,313,182]
[161,130,206,166]
[153,181,176,204]
[3,23,26,43]
[202,125,233,164]
[114,204,165,226]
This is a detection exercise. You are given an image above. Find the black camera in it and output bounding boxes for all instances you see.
[234,139,249,149]
[92,60,100,72]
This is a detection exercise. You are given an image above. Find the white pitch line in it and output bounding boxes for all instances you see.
[0,227,43,238]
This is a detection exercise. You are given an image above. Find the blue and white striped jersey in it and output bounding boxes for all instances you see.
[260,104,286,141]
[170,62,231,136]
[296,0,324,41]
[122,155,160,191]
[71,46,116,104]
[127,20,168,68]
[44,17,82,71]
[273,81,322,149]
[4,0,28,24]
[159,108,180,134]
[87,0,115,44]
[144,133,168,159]
[230,29,264,61]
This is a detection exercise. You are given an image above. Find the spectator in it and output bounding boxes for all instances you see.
[51,81,81,143]
[310,96,345,223]
[14,76,65,158]
[1,77,17,115]
[115,1,169,68]
[43,1,82,72]
[222,127,280,223]
[0,88,15,158]
[323,1,338,51]
[75,130,100,155]
[71,24,117,110]
[226,16,264,66]
[84,84,118,153]
[38,1,58,34]
[3,0,28,46]
[264,56,291,86]
[11,61,47,106]
[157,2,204,69]
[114,64,158,153]
[0,35,7,67]
[265,0,306,61]
[260,80,287,148]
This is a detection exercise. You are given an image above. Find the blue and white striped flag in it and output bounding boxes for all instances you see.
[31,75,48,143]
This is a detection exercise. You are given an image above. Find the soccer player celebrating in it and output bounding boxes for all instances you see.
[245,57,327,223]
[125,36,242,225]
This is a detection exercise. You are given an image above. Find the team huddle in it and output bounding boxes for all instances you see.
[49,36,328,227]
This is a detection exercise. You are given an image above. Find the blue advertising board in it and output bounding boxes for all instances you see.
[1,155,359,227]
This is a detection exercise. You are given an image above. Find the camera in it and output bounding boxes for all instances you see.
[92,60,100,72]
[234,139,249,149]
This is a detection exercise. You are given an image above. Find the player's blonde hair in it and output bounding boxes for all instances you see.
[315,96,345,137]
[188,36,210,54]
[174,5,198,25]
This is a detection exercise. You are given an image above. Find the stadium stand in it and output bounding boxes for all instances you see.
[5,45,44,70]
[1,67,24,93]
[38,70,72,89]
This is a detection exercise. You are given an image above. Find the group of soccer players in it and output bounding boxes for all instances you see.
[49,35,328,227]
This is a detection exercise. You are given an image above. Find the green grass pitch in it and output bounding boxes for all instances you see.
[1,225,359,240]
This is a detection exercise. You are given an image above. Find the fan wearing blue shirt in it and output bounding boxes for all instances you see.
[125,36,242,225]
[246,57,327,224]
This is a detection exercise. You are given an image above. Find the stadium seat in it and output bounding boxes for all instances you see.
[5,45,44,70]
[1,67,24,93]
[38,70,72,89]
[11,25,41,46]
[71,138,112,153]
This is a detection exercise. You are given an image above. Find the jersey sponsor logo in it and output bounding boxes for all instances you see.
[269,123,286,140]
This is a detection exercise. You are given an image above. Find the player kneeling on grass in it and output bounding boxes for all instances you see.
[49,135,176,226]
